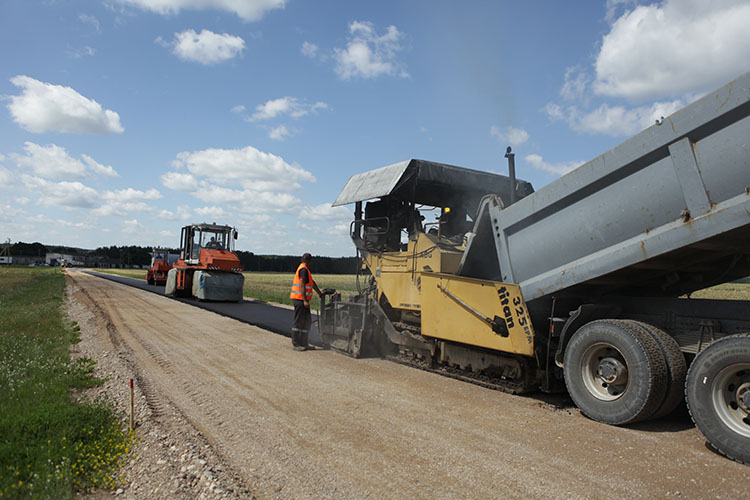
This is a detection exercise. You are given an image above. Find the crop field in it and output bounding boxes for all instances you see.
[96,268,361,308]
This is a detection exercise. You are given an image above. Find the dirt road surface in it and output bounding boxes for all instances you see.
[66,271,749,499]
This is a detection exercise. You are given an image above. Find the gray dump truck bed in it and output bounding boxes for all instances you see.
[460,72,750,302]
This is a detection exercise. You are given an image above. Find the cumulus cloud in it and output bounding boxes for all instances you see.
[299,203,351,221]
[114,0,286,22]
[524,154,583,177]
[333,21,408,80]
[195,205,227,217]
[230,104,245,114]
[594,0,750,101]
[11,142,120,179]
[546,0,750,138]
[490,126,529,147]
[157,205,192,221]
[248,96,328,121]
[7,76,123,134]
[21,175,100,208]
[269,125,290,141]
[82,154,119,177]
[12,142,87,179]
[171,145,315,192]
[545,98,684,137]
[102,188,162,201]
[162,146,316,213]
[161,171,199,192]
[162,29,245,64]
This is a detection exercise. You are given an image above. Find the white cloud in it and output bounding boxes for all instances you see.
[122,219,142,234]
[12,142,87,179]
[157,205,191,221]
[79,14,101,33]
[192,186,302,212]
[166,29,245,64]
[195,205,227,217]
[67,46,96,58]
[82,154,119,177]
[546,98,684,137]
[0,166,12,186]
[7,76,123,134]
[299,203,351,221]
[333,21,408,80]
[102,187,162,202]
[595,0,750,101]
[11,142,120,179]
[301,41,318,58]
[230,104,245,113]
[269,124,290,140]
[160,172,199,192]
[171,145,315,192]
[114,0,286,22]
[560,67,590,102]
[21,175,100,208]
[92,200,154,217]
[490,126,529,147]
[248,96,328,121]
[524,154,583,177]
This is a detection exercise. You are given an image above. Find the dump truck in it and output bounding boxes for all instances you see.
[165,223,244,301]
[320,72,750,464]
[145,247,177,285]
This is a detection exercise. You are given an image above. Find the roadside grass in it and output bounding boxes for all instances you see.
[0,267,133,499]
[96,268,144,280]
[241,272,361,309]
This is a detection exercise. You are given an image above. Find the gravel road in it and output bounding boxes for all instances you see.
[66,270,749,500]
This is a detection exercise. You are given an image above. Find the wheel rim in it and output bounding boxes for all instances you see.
[580,342,629,401]
[710,362,750,438]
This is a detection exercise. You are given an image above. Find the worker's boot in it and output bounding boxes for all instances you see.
[300,330,314,350]
[291,329,305,351]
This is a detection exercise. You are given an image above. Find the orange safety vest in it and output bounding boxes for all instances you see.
[290,262,314,301]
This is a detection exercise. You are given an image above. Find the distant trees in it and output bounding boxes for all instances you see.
[9,241,357,273]
[10,241,48,257]
[236,252,358,274]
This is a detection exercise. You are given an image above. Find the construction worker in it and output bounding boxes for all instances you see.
[290,253,324,351]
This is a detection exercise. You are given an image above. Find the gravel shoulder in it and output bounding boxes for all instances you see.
[66,270,749,500]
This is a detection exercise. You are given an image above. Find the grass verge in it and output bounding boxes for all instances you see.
[0,267,133,499]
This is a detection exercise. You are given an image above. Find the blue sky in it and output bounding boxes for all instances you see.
[1,0,749,256]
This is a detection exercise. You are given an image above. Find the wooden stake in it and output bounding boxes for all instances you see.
[129,378,135,431]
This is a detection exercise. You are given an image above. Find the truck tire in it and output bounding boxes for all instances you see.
[564,319,668,425]
[631,321,687,419]
[686,334,750,465]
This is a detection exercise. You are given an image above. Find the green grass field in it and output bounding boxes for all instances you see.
[0,267,133,498]
[96,268,361,308]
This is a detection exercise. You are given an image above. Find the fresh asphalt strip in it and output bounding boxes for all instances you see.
[82,270,322,345]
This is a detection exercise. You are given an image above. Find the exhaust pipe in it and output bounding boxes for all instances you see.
[505,146,516,205]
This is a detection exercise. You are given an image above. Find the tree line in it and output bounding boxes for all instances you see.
[10,242,358,274]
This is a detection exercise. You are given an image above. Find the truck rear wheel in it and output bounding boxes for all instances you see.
[686,334,750,465]
[564,319,668,425]
[631,321,687,419]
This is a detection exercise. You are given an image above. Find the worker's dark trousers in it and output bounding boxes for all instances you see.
[292,299,311,346]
